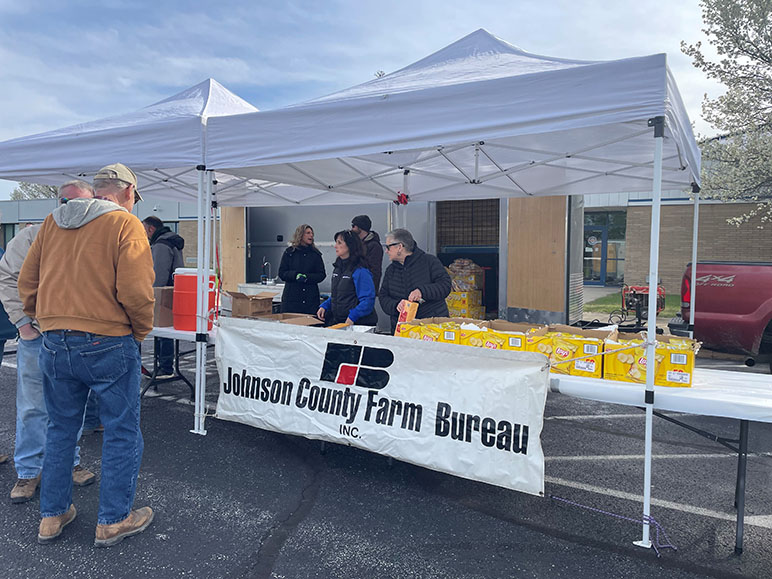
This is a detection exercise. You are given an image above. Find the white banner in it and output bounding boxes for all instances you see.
[215,317,550,496]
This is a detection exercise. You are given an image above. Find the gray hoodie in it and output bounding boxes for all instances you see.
[0,199,126,328]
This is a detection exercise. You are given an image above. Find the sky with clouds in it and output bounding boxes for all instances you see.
[0,0,722,198]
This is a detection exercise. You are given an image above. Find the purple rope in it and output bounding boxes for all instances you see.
[550,495,676,557]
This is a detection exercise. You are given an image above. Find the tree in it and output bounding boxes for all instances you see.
[681,0,772,226]
[10,182,58,200]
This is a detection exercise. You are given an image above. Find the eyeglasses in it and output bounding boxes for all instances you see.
[384,242,401,250]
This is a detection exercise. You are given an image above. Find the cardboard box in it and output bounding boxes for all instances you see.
[546,325,616,379]
[446,290,482,308]
[228,291,273,319]
[447,305,485,320]
[153,286,174,327]
[604,333,699,387]
[278,315,324,327]
[487,321,543,351]
[252,313,308,322]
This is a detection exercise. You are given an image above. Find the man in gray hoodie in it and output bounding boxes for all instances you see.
[0,180,97,504]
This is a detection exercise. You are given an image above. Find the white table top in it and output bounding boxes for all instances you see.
[551,368,772,423]
[149,326,217,342]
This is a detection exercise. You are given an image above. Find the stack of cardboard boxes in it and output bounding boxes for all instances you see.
[396,318,699,387]
[446,259,485,319]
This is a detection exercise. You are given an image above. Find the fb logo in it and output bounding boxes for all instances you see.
[320,343,394,390]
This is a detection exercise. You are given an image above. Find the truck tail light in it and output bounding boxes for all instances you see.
[681,271,691,309]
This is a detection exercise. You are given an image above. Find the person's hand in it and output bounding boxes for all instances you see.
[317,307,326,320]
[345,317,354,326]
[18,323,40,341]
[397,300,405,313]
[408,289,423,302]
[296,273,307,282]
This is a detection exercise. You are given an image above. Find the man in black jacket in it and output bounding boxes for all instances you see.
[378,228,451,334]
[351,215,383,292]
[142,216,185,378]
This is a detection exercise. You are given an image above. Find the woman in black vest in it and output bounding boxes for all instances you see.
[278,224,326,314]
[317,230,378,327]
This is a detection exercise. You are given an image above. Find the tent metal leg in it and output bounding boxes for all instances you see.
[734,420,749,555]
[191,167,209,436]
[688,190,699,338]
[635,116,665,550]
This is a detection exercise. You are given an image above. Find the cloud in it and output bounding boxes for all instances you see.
[0,0,726,198]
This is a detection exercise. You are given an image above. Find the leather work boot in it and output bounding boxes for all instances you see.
[38,504,77,544]
[10,474,41,503]
[72,465,96,487]
[0,453,9,464]
[94,507,154,548]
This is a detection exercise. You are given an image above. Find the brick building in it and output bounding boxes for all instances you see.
[586,193,772,295]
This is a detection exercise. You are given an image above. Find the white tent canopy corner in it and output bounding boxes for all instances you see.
[206,29,700,207]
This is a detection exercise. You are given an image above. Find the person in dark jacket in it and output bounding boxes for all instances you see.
[351,215,383,292]
[143,216,185,378]
[278,224,326,314]
[379,228,451,334]
[317,230,377,327]
[142,216,184,286]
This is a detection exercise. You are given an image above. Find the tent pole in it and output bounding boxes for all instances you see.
[427,201,437,254]
[200,171,214,432]
[191,167,208,435]
[635,116,664,549]
[688,187,700,339]
[498,198,509,320]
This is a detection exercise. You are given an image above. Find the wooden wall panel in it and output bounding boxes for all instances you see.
[507,196,566,312]
[220,207,246,292]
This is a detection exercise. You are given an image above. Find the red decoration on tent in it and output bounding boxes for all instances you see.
[393,192,409,205]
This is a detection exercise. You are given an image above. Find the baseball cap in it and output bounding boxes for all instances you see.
[94,163,142,202]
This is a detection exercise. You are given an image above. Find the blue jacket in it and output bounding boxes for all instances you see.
[320,261,376,324]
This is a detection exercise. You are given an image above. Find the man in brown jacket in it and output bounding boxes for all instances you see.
[19,163,156,547]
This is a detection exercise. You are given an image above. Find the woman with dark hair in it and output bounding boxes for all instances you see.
[317,230,377,326]
[278,224,326,314]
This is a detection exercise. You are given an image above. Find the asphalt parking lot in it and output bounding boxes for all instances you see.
[0,340,770,578]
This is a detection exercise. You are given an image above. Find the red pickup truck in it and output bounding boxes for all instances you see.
[669,262,772,370]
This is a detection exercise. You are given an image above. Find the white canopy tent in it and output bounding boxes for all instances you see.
[206,29,699,207]
[0,78,258,200]
[0,30,703,550]
[0,78,261,444]
[203,29,702,550]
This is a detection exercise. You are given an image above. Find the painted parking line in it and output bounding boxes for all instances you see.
[546,475,772,529]
[547,452,772,461]
[546,412,690,421]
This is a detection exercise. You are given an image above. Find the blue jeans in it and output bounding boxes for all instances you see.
[39,333,143,524]
[157,337,174,374]
[83,390,101,430]
[15,335,81,479]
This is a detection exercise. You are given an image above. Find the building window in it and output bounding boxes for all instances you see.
[584,211,626,286]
